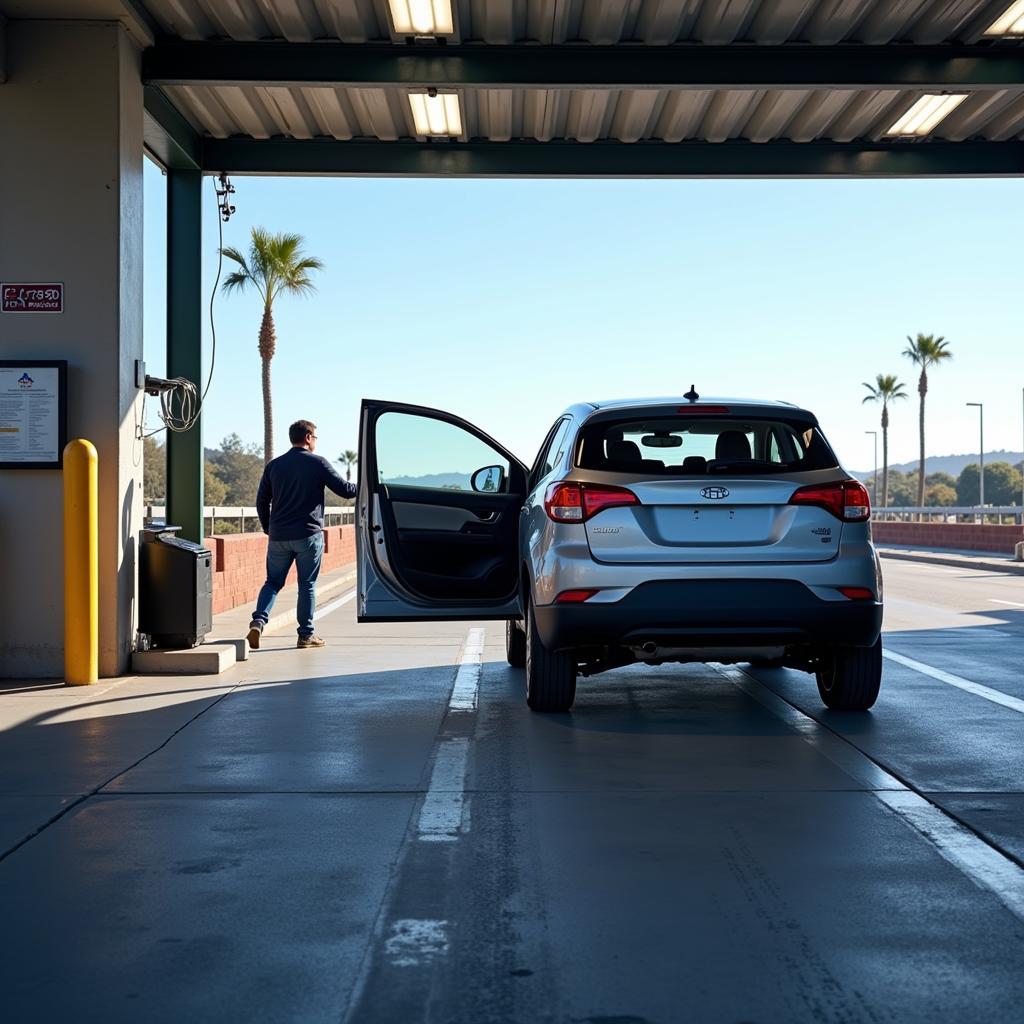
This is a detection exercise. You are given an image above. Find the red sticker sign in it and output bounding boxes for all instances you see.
[2,283,64,313]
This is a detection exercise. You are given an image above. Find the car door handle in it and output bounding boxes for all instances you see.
[473,510,498,522]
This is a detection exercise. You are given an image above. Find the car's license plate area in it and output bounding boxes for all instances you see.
[645,505,779,547]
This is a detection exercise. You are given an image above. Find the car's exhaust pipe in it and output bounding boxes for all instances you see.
[641,641,658,656]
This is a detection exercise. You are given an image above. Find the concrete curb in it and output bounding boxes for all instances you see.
[260,566,358,637]
[879,549,1024,576]
[133,643,237,675]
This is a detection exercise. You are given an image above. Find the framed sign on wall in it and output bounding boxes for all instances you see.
[0,360,69,469]
[1,283,64,313]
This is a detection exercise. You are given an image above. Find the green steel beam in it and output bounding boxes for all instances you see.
[201,138,1024,178]
[143,86,201,171]
[144,41,1024,90]
[165,168,204,544]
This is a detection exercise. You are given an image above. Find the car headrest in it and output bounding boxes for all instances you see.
[715,431,751,461]
[608,440,642,464]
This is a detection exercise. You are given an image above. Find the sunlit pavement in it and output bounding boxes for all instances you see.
[2,559,1024,1023]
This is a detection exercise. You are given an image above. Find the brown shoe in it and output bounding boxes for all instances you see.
[297,634,326,649]
[247,622,263,650]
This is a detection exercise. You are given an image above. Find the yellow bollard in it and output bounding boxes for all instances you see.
[63,439,98,685]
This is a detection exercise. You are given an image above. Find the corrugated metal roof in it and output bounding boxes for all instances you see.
[164,83,1024,143]
[139,1,1024,148]
[140,0,1009,45]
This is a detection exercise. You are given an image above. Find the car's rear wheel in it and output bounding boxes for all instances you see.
[816,638,882,711]
[506,618,526,668]
[525,599,576,712]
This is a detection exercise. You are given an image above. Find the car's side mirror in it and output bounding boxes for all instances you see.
[471,465,505,493]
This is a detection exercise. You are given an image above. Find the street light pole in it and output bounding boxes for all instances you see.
[864,431,878,508]
[967,402,984,518]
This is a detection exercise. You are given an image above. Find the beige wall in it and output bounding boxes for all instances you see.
[0,20,143,677]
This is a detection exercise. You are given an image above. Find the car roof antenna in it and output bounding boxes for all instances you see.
[683,385,700,402]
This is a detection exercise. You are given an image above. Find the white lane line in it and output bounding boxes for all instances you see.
[883,648,1024,715]
[877,791,1024,921]
[313,588,357,621]
[723,665,1024,925]
[989,598,1024,608]
[415,628,484,841]
[448,627,485,712]
[713,665,904,792]
[416,738,470,842]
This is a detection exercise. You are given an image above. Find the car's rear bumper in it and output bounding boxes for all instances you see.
[533,579,882,651]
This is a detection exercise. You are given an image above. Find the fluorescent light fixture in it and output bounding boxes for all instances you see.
[984,0,1024,35]
[885,94,968,137]
[388,0,455,36]
[409,91,462,137]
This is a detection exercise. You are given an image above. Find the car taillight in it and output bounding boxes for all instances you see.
[544,482,584,521]
[789,480,871,522]
[544,482,640,523]
[555,589,601,603]
[838,586,874,601]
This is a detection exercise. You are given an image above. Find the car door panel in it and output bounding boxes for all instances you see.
[378,485,521,600]
[392,502,477,531]
[358,400,527,622]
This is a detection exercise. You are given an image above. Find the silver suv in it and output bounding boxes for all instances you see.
[357,396,882,713]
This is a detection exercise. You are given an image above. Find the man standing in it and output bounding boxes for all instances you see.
[247,419,356,649]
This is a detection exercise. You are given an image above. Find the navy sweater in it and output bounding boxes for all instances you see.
[256,448,357,541]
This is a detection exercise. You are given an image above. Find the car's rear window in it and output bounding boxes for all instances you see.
[575,416,838,476]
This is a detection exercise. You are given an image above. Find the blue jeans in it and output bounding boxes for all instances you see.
[252,534,324,638]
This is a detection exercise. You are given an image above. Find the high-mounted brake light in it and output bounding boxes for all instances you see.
[544,482,640,523]
[789,480,871,522]
[674,405,730,415]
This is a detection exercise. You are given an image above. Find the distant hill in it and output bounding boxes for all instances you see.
[852,451,1024,480]
[382,472,472,490]
[200,450,471,494]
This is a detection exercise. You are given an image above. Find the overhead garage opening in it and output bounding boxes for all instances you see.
[132,0,1024,539]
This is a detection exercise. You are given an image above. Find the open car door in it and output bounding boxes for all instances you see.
[357,400,528,622]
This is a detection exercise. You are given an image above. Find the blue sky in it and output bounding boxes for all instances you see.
[143,160,1022,475]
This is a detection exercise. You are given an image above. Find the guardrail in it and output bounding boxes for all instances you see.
[145,505,355,533]
[873,506,1023,524]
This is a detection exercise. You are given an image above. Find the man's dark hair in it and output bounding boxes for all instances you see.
[289,419,317,445]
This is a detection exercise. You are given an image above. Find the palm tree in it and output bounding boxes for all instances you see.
[221,228,324,463]
[862,374,907,508]
[902,334,952,507]
[339,449,358,482]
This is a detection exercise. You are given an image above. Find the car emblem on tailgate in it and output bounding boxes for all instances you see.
[700,486,730,500]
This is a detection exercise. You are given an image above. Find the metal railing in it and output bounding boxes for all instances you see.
[145,505,355,534]
[872,506,1023,524]
[141,504,1020,528]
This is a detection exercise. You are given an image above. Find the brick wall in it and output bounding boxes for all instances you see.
[872,521,1022,555]
[204,521,1016,614]
[209,526,356,615]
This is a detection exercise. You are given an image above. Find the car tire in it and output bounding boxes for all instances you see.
[816,638,882,711]
[506,618,526,668]
[525,599,576,712]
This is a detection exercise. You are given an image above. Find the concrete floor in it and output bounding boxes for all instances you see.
[2,559,1023,1023]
